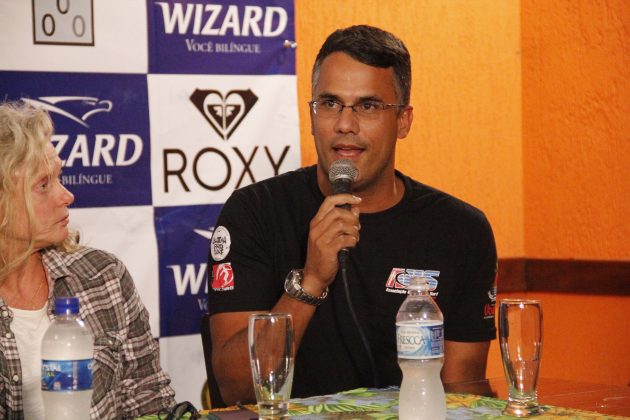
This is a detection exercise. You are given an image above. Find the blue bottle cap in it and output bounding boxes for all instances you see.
[54,297,80,315]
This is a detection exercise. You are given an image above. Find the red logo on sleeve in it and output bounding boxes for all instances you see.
[212,263,234,291]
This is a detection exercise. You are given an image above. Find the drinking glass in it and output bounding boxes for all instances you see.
[499,299,543,417]
[248,313,294,419]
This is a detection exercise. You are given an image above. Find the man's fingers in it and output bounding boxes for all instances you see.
[311,194,361,224]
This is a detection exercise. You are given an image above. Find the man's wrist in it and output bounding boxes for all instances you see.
[284,269,328,306]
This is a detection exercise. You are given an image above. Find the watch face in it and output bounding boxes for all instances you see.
[285,271,300,294]
[284,270,326,306]
[287,278,297,293]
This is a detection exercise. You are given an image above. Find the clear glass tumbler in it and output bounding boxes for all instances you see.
[499,299,543,417]
[248,313,294,419]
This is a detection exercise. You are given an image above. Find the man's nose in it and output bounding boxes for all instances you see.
[333,106,360,134]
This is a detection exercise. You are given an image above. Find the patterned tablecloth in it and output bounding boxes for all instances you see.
[147,387,629,419]
[203,387,628,420]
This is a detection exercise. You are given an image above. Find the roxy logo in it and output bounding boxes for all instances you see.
[190,89,258,140]
[22,96,112,128]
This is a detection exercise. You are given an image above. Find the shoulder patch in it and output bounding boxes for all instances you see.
[212,263,234,291]
[210,226,231,261]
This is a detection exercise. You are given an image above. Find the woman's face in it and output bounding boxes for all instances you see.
[14,142,74,249]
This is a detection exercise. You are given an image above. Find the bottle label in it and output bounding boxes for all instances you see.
[396,322,444,359]
[41,359,93,391]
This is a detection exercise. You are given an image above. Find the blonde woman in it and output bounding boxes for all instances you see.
[0,101,176,418]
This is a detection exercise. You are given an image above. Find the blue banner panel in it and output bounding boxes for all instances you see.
[0,71,152,208]
[147,0,296,75]
[155,204,223,337]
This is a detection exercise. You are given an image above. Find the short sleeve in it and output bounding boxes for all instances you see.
[207,189,282,315]
[444,213,497,342]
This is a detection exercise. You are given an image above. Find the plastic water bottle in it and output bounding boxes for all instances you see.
[41,297,94,420]
[396,276,446,420]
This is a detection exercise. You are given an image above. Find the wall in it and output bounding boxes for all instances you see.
[486,292,630,386]
[506,0,630,385]
[294,0,630,386]
[522,0,629,261]
[295,0,524,258]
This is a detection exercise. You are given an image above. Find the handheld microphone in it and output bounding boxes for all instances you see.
[328,159,358,264]
[327,159,379,387]
[328,158,358,199]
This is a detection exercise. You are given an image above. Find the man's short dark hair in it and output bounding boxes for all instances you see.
[312,25,412,105]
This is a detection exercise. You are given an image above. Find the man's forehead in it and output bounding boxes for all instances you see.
[314,52,397,99]
[317,51,395,76]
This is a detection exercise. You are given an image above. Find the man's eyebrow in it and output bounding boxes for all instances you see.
[357,95,384,103]
[315,94,385,103]
[314,93,340,101]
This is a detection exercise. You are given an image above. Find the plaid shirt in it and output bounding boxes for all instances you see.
[0,246,176,419]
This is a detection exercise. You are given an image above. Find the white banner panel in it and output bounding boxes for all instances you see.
[149,74,299,206]
[69,206,160,336]
[159,335,207,409]
[0,0,148,73]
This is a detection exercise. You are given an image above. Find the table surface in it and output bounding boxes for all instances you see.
[193,377,630,419]
[446,377,630,417]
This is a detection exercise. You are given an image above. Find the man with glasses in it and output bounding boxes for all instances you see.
[208,25,497,404]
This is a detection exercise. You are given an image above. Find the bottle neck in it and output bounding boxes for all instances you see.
[55,312,80,321]
[407,288,429,296]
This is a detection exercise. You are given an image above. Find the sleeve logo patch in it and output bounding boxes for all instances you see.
[212,263,234,291]
[210,225,231,261]
[488,286,497,302]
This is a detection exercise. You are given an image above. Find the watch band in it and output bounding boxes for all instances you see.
[284,269,328,306]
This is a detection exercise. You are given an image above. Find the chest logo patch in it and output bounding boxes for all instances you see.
[385,268,440,296]
[210,225,231,261]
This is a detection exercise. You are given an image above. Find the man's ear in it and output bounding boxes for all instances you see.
[397,106,413,139]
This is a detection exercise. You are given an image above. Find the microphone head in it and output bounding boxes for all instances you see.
[328,159,358,183]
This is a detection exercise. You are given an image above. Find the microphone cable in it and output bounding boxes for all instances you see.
[328,159,378,387]
[339,251,380,388]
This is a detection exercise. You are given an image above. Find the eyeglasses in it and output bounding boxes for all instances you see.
[309,99,405,119]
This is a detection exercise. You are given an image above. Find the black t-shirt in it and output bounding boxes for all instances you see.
[208,166,497,397]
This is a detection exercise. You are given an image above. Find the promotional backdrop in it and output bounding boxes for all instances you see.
[0,0,300,406]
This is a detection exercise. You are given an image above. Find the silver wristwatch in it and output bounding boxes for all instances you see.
[284,269,328,306]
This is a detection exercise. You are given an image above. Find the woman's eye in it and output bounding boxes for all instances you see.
[37,178,50,191]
